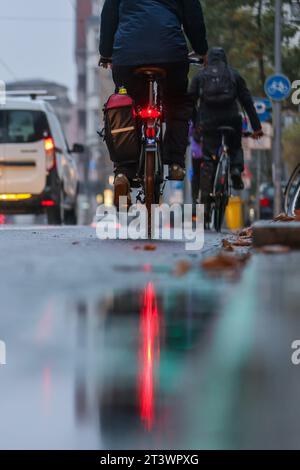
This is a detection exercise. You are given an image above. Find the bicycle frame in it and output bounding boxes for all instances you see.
[136,76,164,196]
[212,134,231,198]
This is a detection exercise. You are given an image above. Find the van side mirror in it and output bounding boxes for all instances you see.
[71,143,85,154]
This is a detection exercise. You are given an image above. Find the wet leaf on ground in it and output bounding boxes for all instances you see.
[238,226,253,238]
[143,244,157,251]
[201,253,241,271]
[173,260,192,277]
[222,239,234,251]
[233,238,253,247]
[274,213,296,222]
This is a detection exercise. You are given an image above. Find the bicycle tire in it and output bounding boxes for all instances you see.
[145,150,156,238]
[214,195,228,232]
[285,163,300,215]
[213,153,229,232]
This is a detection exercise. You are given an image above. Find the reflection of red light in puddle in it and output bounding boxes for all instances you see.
[42,366,52,413]
[139,282,160,431]
[143,264,152,273]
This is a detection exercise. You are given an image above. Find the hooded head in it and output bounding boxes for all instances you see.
[208,47,228,65]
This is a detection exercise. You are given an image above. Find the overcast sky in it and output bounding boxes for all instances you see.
[0,0,77,100]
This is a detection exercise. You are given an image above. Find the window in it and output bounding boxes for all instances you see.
[0,110,49,144]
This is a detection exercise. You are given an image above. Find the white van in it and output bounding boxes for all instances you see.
[0,97,82,224]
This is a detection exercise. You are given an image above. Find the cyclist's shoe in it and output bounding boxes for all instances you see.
[231,168,245,190]
[168,164,186,181]
[114,174,132,210]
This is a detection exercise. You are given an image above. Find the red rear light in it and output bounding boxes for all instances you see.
[260,197,271,208]
[44,137,56,171]
[146,127,156,139]
[138,107,161,119]
[41,200,56,207]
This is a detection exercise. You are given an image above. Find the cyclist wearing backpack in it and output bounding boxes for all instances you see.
[99,0,208,207]
[190,47,263,192]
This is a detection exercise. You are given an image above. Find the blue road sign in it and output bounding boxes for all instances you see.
[253,97,272,123]
[264,74,291,101]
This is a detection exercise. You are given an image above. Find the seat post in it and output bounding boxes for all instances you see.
[149,76,154,107]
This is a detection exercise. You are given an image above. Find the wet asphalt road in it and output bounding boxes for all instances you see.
[0,226,300,449]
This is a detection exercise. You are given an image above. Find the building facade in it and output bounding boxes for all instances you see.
[76,0,114,198]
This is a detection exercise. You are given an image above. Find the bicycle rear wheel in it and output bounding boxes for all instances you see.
[145,150,156,238]
[213,154,229,232]
[214,195,228,232]
[285,163,300,216]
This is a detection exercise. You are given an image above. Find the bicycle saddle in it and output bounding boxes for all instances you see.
[134,67,167,79]
[217,126,236,134]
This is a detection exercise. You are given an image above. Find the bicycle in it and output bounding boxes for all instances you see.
[199,127,252,232]
[284,162,300,216]
[133,58,202,238]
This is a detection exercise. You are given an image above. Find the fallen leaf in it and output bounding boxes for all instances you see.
[233,238,252,247]
[274,213,295,222]
[143,244,157,251]
[222,239,234,251]
[173,260,192,277]
[295,210,300,217]
[239,227,253,238]
[260,245,291,254]
[201,253,241,271]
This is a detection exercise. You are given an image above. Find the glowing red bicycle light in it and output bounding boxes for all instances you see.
[139,107,161,119]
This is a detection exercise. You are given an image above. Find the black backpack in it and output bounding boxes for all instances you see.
[200,62,237,107]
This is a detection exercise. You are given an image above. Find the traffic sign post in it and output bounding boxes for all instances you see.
[264,74,291,215]
[264,1,292,216]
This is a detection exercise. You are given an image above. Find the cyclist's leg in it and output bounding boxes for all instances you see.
[227,115,244,190]
[162,62,191,176]
[201,131,218,198]
[191,157,201,204]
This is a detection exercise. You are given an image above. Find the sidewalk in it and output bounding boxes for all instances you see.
[187,247,300,449]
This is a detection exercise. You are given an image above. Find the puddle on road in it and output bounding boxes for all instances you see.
[71,283,219,449]
[0,279,230,450]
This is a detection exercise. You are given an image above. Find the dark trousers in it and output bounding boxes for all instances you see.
[112,62,191,179]
[200,114,245,172]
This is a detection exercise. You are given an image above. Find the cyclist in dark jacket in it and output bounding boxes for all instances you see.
[189,47,263,192]
[99,0,208,206]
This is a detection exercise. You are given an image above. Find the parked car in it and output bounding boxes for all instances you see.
[0,97,83,224]
[259,182,285,220]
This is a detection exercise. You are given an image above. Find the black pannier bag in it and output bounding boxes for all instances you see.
[103,91,140,164]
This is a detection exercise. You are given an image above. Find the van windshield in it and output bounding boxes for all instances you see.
[0,110,50,144]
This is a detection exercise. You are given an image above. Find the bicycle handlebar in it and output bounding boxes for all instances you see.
[188,58,204,66]
[242,131,253,138]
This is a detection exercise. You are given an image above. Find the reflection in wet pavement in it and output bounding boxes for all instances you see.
[72,283,218,450]
[2,250,300,449]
